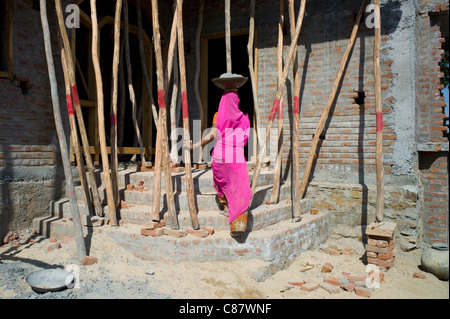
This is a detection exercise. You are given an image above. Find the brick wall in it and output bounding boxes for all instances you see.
[419,152,449,245]
[415,0,449,246]
[0,0,67,241]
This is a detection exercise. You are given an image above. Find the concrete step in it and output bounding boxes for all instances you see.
[92,166,276,195]
[119,198,310,230]
[122,182,292,209]
[33,210,329,278]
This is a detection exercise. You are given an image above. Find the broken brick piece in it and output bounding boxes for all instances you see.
[288,281,305,286]
[321,262,334,273]
[47,242,61,252]
[204,225,215,235]
[81,256,98,266]
[126,184,135,191]
[141,228,164,237]
[320,282,340,294]
[355,286,371,298]
[300,282,319,292]
[341,282,356,292]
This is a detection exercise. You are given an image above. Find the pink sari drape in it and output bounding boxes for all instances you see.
[211,91,252,223]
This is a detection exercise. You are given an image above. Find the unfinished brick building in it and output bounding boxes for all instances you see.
[0,0,448,266]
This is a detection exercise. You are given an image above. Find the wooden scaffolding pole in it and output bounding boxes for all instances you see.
[177,0,200,230]
[289,0,302,218]
[250,0,306,203]
[271,0,285,204]
[151,0,179,229]
[61,48,92,216]
[374,0,384,222]
[153,0,180,221]
[298,0,366,199]
[247,0,261,165]
[137,0,158,127]
[124,0,146,162]
[110,0,123,207]
[91,0,118,225]
[54,0,103,217]
[194,0,205,164]
[40,0,86,261]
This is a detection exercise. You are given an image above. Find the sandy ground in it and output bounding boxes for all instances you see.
[0,227,448,301]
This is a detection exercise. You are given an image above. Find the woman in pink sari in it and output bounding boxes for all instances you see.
[192,74,252,237]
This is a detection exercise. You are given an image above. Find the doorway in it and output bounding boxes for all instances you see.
[206,33,254,161]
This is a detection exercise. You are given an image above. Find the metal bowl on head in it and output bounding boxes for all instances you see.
[26,269,74,293]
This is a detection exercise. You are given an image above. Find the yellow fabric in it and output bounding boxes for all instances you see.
[212,112,218,125]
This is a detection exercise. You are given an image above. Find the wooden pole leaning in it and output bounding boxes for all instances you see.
[90,0,118,226]
[152,0,180,222]
[194,0,205,164]
[110,0,123,208]
[288,0,302,219]
[373,0,384,222]
[61,49,92,215]
[271,0,285,204]
[151,0,179,229]
[124,0,145,163]
[137,0,158,127]
[177,0,200,230]
[250,0,306,205]
[247,0,261,166]
[298,0,366,199]
[54,0,103,218]
[40,0,86,261]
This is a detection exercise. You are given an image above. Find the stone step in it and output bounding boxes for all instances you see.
[93,166,276,195]
[122,183,292,209]
[33,210,329,278]
[119,198,310,231]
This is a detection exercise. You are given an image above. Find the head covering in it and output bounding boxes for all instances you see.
[213,91,249,164]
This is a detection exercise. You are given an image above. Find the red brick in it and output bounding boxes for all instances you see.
[324,276,340,286]
[348,276,366,283]
[81,256,98,266]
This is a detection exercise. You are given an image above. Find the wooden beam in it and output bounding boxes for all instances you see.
[90,0,118,225]
[271,0,285,204]
[289,0,301,218]
[374,0,384,222]
[177,0,200,230]
[298,0,367,199]
[55,0,103,217]
[40,0,86,262]
[151,0,178,229]
[250,0,306,204]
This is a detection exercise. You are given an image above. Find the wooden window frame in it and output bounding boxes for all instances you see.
[0,0,13,79]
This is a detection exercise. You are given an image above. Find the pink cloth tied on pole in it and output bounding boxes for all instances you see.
[211,91,252,223]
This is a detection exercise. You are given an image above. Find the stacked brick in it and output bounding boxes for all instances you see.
[365,222,397,271]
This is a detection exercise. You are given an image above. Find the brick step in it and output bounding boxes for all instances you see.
[33,210,329,276]
[119,198,310,231]
[92,166,275,195]
[122,182,292,208]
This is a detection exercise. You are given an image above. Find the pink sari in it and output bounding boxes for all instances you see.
[211,91,252,223]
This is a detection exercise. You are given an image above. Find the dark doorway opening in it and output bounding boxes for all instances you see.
[207,33,254,161]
